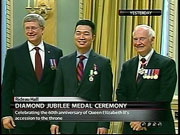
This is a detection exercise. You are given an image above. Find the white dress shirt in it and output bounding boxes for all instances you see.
[28,41,45,69]
[136,49,154,77]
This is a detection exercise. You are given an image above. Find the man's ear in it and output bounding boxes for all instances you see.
[41,27,45,34]
[151,37,155,44]
[92,34,96,41]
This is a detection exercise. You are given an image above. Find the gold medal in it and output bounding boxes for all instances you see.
[154,74,158,79]
[153,69,159,79]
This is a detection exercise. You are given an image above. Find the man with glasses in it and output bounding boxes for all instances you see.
[116,25,177,134]
[1,13,63,134]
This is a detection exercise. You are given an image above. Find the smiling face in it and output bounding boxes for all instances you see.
[74,25,95,54]
[24,21,44,46]
[133,27,154,56]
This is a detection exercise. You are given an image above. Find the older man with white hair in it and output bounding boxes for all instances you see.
[116,24,177,134]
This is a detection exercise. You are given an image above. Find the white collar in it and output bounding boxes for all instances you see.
[76,49,91,59]
[139,49,154,63]
[28,41,44,52]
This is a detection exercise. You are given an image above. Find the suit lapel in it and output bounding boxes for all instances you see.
[133,57,139,81]
[70,52,78,85]
[69,52,79,94]
[130,57,140,89]
[40,43,59,82]
[146,51,158,68]
[133,56,147,90]
[22,42,38,80]
[41,43,50,81]
[75,50,95,93]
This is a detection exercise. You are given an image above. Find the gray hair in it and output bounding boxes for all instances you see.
[133,24,155,38]
[23,13,45,27]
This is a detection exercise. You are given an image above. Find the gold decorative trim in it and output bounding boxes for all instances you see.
[42,0,57,45]
[168,0,176,59]
[6,0,13,49]
[79,0,83,19]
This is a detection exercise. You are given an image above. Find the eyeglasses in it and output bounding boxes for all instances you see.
[25,26,41,31]
[133,37,147,42]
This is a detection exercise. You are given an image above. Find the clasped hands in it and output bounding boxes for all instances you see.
[130,121,147,131]
[2,116,16,129]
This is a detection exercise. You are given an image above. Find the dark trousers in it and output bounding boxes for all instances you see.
[1,124,9,135]
[62,122,97,134]
[10,122,50,134]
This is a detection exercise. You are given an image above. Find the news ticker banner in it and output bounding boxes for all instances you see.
[119,10,161,16]
[11,97,171,122]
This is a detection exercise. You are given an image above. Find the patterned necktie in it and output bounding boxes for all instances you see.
[34,47,42,81]
[76,55,86,82]
[136,58,146,83]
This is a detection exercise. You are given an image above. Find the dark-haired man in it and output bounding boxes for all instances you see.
[50,20,113,134]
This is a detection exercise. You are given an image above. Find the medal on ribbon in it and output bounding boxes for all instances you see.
[88,64,98,82]
[93,64,98,75]
[143,69,160,79]
[143,69,148,79]
[153,69,160,79]
[89,70,94,81]
[146,69,151,79]
[49,59,56,70]
[150,69,154,79]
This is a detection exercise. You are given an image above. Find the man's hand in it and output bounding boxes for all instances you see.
[97,127,108,134]
[130,121,147,131]
[50,125,60,134]
[2,116,16,129]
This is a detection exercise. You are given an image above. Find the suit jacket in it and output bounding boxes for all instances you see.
[1,41,63,127]
[53,50,113,134]
[116,51,177,134]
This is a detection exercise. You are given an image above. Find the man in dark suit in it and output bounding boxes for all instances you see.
[116,25,177,134]
[1,13,63,134]
[50,20,113,134]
